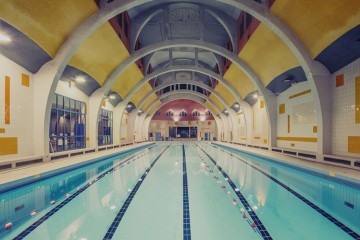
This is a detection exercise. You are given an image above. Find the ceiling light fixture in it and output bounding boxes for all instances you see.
[252,93,259,99]
[0,33,11,43]
[109,94,116,100]
[75,76,86,83]
[234,103,240,108]
[127,104,132,108]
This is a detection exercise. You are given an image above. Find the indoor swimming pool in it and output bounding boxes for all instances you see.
[0,142,359,240]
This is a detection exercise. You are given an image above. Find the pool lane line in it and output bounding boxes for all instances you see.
[196,154,263,238]
[11,145,160,240]
[103,145,170,240]
[182,145,192,240]
[210,144,360,240]
[198,145,273,240]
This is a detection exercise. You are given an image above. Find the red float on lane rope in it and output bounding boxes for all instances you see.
[5,222,12,230]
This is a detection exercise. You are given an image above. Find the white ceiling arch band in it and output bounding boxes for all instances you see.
[143,90,222,114]
[37,0,327,154]
[135,80,230,114]
[123,65,244,105]
[131,4,237,52]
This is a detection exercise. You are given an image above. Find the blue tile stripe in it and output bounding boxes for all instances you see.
[182,145,192,240]
[103,145,170,240]
[212,145,360,239]
[198,145,273,240]
[12,145,158,240]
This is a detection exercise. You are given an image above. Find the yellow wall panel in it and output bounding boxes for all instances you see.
[279,103,285,114]
[69,22,130,86]
[130,84,153,106]
[213,83,236,106]
[209,94,225,111]
[21,73,30,87]
[271,0,360,57]
[336,74,344,88]
[204,101,218,115]
[289,89,312,99]
[277,137,317,142]
[239,24,299,87]
[142,94,158,111]
[148,101,161,115]
[111,64,144,98]
[0,0,98,57]
[5,76,10,125]
[0,137,18,155]
[223,65,256,99]
[348,136,360,153]
[260,100,264,109]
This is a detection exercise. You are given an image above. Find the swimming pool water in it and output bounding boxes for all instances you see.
[0,142,359,240]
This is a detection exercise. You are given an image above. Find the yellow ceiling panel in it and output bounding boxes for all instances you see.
[271,0,360,57]
[213,83,236,106]
[239,23,299,87]
[0,0,98,57]
[141,94,158,111]
[224,65,256,99]
[204,101,218,115]
[148,100,161,115]
[130,83,153,106]
[209,94,225,111]
[69,22,131,86]
[111,64,145,98]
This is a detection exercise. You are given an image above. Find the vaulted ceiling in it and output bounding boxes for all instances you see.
[0,0,359,117]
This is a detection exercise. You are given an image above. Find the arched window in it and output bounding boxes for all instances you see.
[205,110,212,116]
[192,111,200,116]
[166,110,174,116]
[179,111,187,117]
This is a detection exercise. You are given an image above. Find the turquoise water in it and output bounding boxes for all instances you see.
[0,142,359,239]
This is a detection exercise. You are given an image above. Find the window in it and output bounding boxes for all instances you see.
[155,111,161,116]
[166,111,174,116]
[179,111,187,117]
[49,94,86,153]
[205,110,212,116]
[192,111,200,116]
[98,109,113,146]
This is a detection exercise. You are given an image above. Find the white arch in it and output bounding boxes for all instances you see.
[35,0,330,156]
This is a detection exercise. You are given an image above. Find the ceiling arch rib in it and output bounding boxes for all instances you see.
[131,4,237,52]
[123,65,244,108]
[146,93,220,117]
[37,0,324,154]
[134,80,230,114]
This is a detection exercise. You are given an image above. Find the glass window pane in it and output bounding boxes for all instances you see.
[57,95,64,109]
[76,101,81,112]
[64,97,70,111]
[81,103,86,114]
[70,99,75,112]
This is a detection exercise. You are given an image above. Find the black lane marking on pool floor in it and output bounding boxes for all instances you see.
[103,145,170,240]
[182,144,192,240]
[12,145,158,240]
[198,146,273,240]
[211,145,360,240]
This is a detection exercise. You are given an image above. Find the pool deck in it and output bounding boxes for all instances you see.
[0,141,359,187]
[0,142,152,185]
[214,142,360,182]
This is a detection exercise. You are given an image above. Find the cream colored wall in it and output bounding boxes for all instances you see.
[276,82,317,152]
[251,99,269,146]
[331,58,360,157]
[0,54,34,160]
[149,120,217,140]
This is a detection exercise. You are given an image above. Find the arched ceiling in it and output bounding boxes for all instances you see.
[0,0,359,111]
[151,99,215,121]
